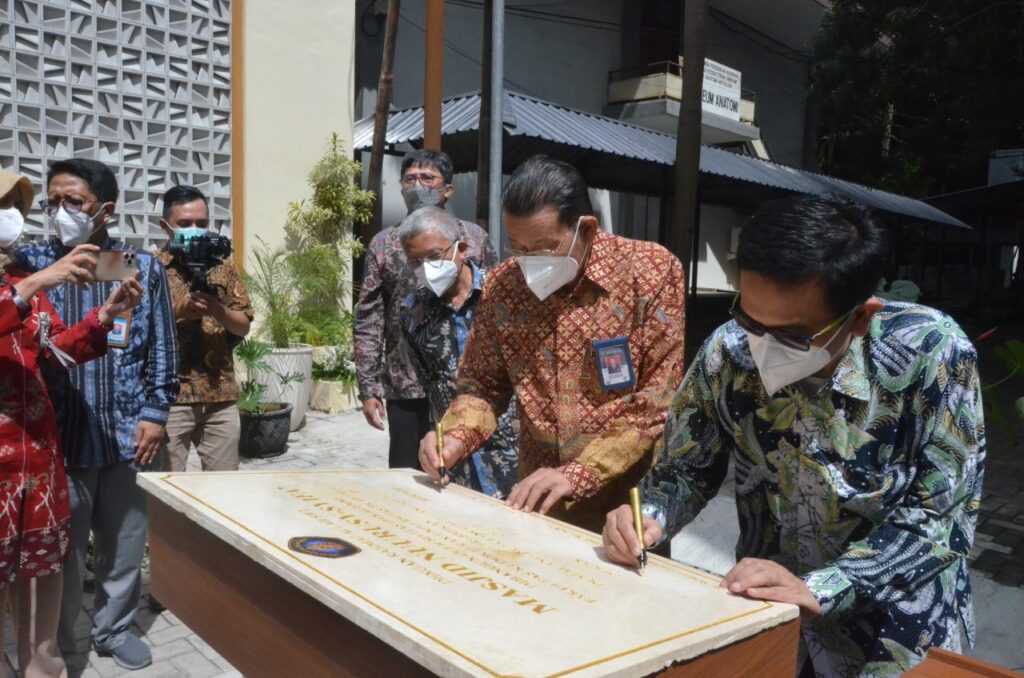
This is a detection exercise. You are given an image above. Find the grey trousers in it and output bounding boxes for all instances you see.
[57,461,148,654]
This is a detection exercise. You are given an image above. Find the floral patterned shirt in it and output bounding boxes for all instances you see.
[440,232,686,531]
[642,302,985,677]
[354,219,497,402]
[400,261,518,499]
[157,250,254,404]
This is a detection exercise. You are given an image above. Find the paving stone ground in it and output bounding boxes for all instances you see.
[5,408,1022,675]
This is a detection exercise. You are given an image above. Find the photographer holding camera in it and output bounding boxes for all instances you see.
[157,185,253,472]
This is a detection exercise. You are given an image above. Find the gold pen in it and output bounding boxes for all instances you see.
[436,423,448,487]
[629,487,647,574]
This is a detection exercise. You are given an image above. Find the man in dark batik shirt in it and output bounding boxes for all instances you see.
[604,195,985,678]
[354,150,497,469]
[399,207,517,498]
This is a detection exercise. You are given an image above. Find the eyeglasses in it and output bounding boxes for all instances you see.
[39,197,97,216]
[400,172,445,188]
[504,225,576,258]
[407,241,456,269]
[729,294,854,351]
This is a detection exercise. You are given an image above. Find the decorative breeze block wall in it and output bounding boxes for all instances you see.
[0,0,232,251]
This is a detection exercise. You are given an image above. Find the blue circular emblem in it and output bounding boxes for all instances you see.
[288,536,361,558]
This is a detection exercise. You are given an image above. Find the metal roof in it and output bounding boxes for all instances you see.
[354,91,967,228]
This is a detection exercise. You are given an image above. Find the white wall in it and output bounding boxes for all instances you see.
[696,205,747,292]
[241,1,356,258]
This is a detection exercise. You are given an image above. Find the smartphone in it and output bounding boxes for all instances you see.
[94,250,138,282]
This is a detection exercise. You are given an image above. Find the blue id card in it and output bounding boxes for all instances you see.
[107,312,131,349]
[592,336,636,391]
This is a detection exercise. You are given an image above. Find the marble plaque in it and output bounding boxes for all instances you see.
[139,469,797,677]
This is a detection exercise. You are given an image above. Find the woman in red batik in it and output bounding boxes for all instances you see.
[0,170,142,678]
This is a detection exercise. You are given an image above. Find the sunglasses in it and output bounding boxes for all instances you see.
[729,294,854,351]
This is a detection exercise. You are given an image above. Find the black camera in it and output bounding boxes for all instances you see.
[167,233,233,295]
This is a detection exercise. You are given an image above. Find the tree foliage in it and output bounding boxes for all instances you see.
[812,0,1024,197]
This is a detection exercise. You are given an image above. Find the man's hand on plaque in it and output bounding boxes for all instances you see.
[720,558,822,618]
[506,468,573,515]
[602,504,662,567]
[418,431,466,484]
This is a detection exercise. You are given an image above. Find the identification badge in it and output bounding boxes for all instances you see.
[107,311,132,348]
[592,336,636,391]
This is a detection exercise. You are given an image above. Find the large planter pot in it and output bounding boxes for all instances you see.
[239,403,293,459]
[257,343,313,431]
[309,379,359,414]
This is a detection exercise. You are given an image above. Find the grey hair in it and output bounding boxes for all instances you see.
[398,206,460,245]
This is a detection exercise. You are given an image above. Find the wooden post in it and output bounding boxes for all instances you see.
[669,0,707,275]
[366,0,400,239]
[424,0,445,151]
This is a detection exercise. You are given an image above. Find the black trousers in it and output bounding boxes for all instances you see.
[386,398,431,469]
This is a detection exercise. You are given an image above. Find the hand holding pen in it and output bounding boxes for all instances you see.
[418,424,465,486]
[602,493,663,571]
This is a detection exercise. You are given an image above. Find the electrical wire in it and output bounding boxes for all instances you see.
[397,12,541,97]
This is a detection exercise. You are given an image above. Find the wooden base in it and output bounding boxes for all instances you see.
[904,647,1020,678]
[148,496,798,677]
[659,618,798,677]
[148,498,430,678]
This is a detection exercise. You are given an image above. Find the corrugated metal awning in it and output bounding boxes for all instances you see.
[354,91,967,228]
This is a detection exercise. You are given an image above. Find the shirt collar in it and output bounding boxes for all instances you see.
[579,231,619,294]
[469,259,483,293]
[829,335,871,402]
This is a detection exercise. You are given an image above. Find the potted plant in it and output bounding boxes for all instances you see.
[306,310,360,413]
[284,132,373,414]
[242,237,314,432]
[235,339,302,458]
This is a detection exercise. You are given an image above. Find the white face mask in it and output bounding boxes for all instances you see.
[52,205,103,247]
[517,219,584,301]
[414,242,460,297]
[745,314,853,397]
[0,207,25,250]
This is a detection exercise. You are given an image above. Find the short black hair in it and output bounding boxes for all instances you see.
[401,149,454,185]
[736,194,888,316]
[502,155,593,226]
[47,158,118,204]
[161,185,209,220]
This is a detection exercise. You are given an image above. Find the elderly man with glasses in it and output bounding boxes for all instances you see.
[354,149,497,471]
[602,194,985,678]
[419,155,686,532]
[398,206,518,498]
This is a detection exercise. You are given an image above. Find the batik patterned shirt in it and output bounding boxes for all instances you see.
[400,261,518,499]
[354,219,497,402]
[158,250,254,404]
[440,232,686,531]
[642,302,984,677]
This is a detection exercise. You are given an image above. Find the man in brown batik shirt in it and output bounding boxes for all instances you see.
[157,185,253,471]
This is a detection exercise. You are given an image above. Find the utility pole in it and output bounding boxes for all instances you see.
[669,0,707,288]
[354,0,402,303]
[424,0,445,150]
[487,0,505,254]
[475,0,493,228]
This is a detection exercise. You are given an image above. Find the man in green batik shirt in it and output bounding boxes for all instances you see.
[603,195,985,678]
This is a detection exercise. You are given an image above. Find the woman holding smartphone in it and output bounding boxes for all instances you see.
[0,169,142,678]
